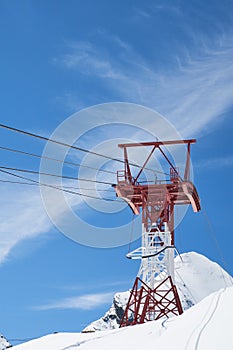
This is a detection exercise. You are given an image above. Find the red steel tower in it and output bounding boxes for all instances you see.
[113,139,201,327]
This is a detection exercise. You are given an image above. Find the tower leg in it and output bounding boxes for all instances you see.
[120,276,183,327]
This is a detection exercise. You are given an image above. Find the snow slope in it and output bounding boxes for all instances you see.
[13,286,233,350]
[83,251,233,332]
[175,251,232,307]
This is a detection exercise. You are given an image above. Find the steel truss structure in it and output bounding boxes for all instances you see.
[113,140,201,327]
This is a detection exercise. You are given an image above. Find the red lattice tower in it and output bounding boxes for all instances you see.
[113,139,201,327]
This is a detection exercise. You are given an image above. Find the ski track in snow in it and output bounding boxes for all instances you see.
[61,329,124,350]
[184,288,224,350]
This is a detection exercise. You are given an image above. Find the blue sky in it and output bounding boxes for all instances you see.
[0,0,233,345]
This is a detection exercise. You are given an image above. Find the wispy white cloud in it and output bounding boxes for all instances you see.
[0,183,51,264]
[36,292,114,310]
[134,3,182,18]
[61,280,130,292]
[134,7,151,18]
[56,35,233,138]
[150,3,182,16]
[56,41,125,80]
[0,176,85,264]
[195,155,233,169]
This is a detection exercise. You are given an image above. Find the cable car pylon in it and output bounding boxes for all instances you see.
[113,139,201,327]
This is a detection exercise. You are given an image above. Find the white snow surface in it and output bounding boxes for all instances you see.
[12,252,233,350]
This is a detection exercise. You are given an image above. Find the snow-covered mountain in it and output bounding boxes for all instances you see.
[82,291,130,332]
[83,251,233,332]
[0,334,11,350]
[12,285,233,350]
[10,251,233,350]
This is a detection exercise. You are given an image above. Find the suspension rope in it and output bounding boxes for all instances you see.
[0,145,115,175]
[0,169,123,203]
[128,214,136,254]
[0,165,113,185]
[201,207,233,287]
[0,122,167,175]
[0,178,115,192]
